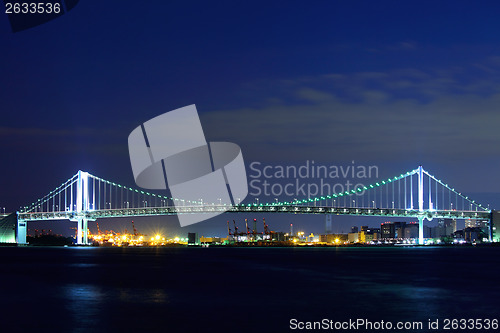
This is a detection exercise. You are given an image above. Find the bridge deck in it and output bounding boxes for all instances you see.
[17,205,491,221]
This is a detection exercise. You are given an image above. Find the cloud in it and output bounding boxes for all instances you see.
[201,62,500,179]
[364,41,418,54]
[398,41,417,50]
[296,88,336,103]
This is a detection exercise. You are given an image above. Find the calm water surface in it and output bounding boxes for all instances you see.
[0,246,498,333]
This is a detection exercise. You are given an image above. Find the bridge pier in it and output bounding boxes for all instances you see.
[418,216,424,245]
[76,217,88,245]
[16,219,27,245]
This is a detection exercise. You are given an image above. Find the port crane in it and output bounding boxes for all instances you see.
[233,220,239,241]
[131,221,138,237]
[245,219,251,240]
[228,218,273,242]
[227,220,232,240]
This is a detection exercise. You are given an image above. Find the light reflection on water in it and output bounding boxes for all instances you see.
[117,287,168,304]
[62,284,168,332]
[64,284,103,302]
[63,284,103,332]
[63,284,169,305]
[68,263,97,268]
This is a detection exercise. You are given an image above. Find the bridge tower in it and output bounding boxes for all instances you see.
[418,165,424,245]
[16,214,27,245]
[74,170,90,245]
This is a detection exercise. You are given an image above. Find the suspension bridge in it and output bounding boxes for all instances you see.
[10,166,492,245]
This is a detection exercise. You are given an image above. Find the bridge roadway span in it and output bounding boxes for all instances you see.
[18,205,491,221]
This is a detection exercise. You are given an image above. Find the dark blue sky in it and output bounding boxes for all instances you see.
[1,1,500,237]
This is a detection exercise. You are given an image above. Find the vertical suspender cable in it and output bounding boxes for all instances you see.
[449,187,451,210]
[428,176,431,210]
[104,181,106,209]
[410,175,413,209]
[404,177,407,209]
[392,181,394,209]
[435,179,438,210]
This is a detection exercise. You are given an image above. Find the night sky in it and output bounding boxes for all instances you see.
[1,1,500,237]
